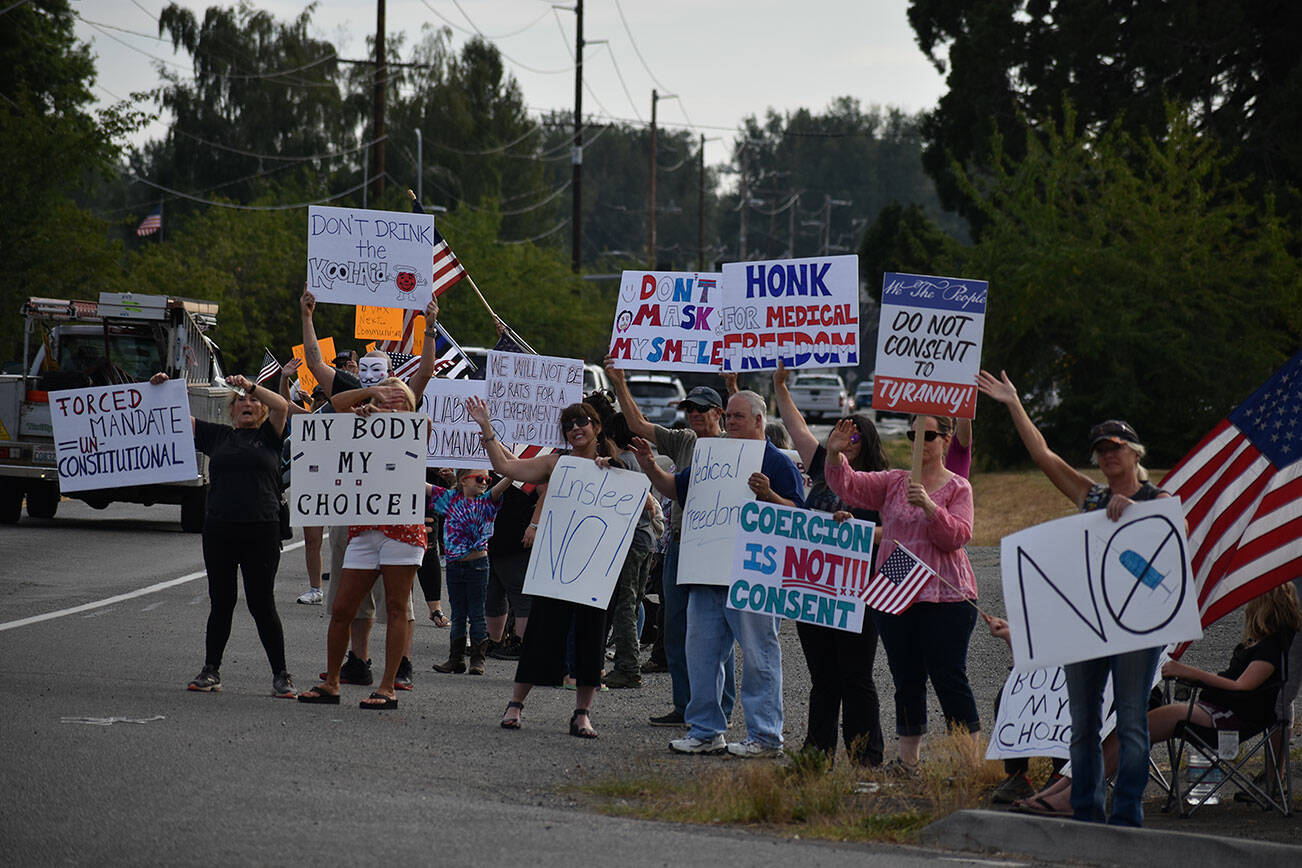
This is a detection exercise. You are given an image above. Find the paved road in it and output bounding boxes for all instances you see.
[0,497,1241,865]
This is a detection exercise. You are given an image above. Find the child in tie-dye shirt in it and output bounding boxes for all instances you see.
[430,469,513,674]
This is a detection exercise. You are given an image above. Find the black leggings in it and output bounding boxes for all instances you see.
[201,520,286,673]
[416,544,442,603]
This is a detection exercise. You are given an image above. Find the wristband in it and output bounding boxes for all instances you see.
[424,328,437,336]
[480,433,496,443]
[528,522,538,529]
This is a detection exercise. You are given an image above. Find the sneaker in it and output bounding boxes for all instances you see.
[325,650,373,686]
[271,671,296,699]
[487,636,522,660]
[394,656,413,691]
[297,587,323,605]
[991,772,1035,805]
[649,709,688,728]
[670,734,727,754]
[603,670,642,689]
[882,758,921,780]
[187,664,221,692]
[726,738,783,759]
[640,658,669,674]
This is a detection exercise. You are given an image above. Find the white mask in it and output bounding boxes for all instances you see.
[358,357,388,385]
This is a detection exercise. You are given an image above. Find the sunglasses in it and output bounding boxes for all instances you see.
[561,416,594,432]
[1093,441,1125,454]
[462,474,490,484]
[906,430,943,442]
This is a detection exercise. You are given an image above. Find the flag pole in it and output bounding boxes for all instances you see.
[884,538,992,621]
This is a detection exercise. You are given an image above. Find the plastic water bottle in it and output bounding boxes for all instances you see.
[1186,750,1221,805]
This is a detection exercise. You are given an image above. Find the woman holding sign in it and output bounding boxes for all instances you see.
[825,413,980,777]
[148,372,296,699]
[466,397,611,738]
[977,369,1168,827]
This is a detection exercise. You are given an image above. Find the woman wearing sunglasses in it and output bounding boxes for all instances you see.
[465,397,610,738]
[977,369,1168,827]
[824,412,980,777]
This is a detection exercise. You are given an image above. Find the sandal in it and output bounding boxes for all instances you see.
[501,700,524,730]
[1010,796,1071,818]
[430,610,450,628]
[359,691,397,710]
[569,708,597,739]
[296,685,340,705]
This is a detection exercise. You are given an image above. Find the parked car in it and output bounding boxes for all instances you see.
[624,373,687,427]
[584,363,613,398]
[852,377,874,412]
[786,371,849,422]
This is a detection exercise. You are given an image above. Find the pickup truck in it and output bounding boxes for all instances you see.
[0,293,231,531]
[786,371,850,422]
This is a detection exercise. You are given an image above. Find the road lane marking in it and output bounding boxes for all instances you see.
[0,540,305,632]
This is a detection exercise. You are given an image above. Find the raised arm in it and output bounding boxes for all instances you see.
[230,374,289,436]
[278,358,312,415]
[977,369,1094,507]
[604,355,655,440]
[630,436,678,501]
[406,297,439,398]
[771,360,819,465]
[299,289,337,393]
[488,471,513,501]
[465,396,558,483]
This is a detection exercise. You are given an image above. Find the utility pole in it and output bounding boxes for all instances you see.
[570,0,584,272]
[788,192,798,257]
[648,89,678,269]
[738,143,748,261]
[821,195,853,255]
[415,128,422,204]
[371,0,386,203]
[697,133,705,271]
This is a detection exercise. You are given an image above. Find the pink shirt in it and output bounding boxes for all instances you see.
[825,462,977,603]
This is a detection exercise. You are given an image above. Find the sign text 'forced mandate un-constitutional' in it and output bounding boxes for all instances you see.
[289,411,428,526]
[728,501,876,632]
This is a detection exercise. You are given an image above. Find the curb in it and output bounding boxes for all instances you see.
[921,809,1302,867]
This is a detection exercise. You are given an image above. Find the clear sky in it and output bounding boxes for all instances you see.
[73,0,948,166]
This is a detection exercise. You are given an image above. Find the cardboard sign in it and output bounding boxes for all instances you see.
[1000,497,1201,671]
[522,457,651,608]
[985,666,1117,760]
[288,411,428,526]
[608,270,723,371]
[872,271,987,418]
[677,438,766,587]
[306,205,435,310]
[484,350,584,450]
[727,502,875,632]
[422,378,491,469]
[355,305,404,340]
[718,255,859,371]
[292,336,335,395]
[49,379,197,493]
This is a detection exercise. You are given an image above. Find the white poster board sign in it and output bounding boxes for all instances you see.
[677,439,766,587]
[484,350,583,450]
[719,255,859,371]
[727,502,875,632]
[289,412,428,526]
[522,457,651,608]
[49,380,197,493]
[423,378,491,469]
[872,271,986,419]
[1000,497,1201,671]
[306,205,435,310]
[608,270,723,371]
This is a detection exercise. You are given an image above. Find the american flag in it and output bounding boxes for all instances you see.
[136,204,162,237]
[386,351,421,381]
[377,309,421,354]
[1161,349,1302,634]
[384,323,475,382]
[431,224,466,297]
[255,348,280,384]
[861,543,935,615]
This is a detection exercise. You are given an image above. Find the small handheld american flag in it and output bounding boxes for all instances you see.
[861,543,936,615]
[256,348,280,384]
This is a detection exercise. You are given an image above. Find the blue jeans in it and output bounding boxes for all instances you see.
[663,540,734,715]
[873,601,980,736]
[445,557,489,643]
[685,586,782,746]
[1064,646,1161,827]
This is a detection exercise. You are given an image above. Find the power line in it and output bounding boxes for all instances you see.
[417,0,570,74]
[449,0,551,40]
[171,128,385,163]
[127,172,375,210]
[502,218,569,245]
[612,0,694,130]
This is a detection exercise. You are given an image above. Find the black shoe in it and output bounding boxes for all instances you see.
[649,708,687,727]
[487,636,522,660]
[990,773,1035,805]
[641,658,669,674]
[338,651,374,686]
[394,656,413,691]
[187,664,221,692]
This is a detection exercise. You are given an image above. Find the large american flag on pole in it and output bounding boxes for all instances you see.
[431,225,466,297]
[136,203,162,237]
[861,542,935,615]
[1161,349,1302,632]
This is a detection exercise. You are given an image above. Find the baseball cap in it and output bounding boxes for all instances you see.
[1088,419,1140,450]
[678,386,724,410]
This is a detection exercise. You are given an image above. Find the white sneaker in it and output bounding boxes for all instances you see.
[297,587,323,605]
[669,734,727,754]
[726,738,783,758]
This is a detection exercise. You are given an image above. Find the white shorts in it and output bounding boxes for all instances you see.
[343,530,425,569]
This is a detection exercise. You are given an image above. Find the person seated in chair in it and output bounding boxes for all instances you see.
[1014,583,1300,817]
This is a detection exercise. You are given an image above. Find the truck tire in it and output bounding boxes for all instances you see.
[25,481,59,519]
[181,485,207,534]
[0,479,22,523]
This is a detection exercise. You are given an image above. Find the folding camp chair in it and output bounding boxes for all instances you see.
[1161,633,1297,818]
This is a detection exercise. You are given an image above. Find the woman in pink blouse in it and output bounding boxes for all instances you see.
[825,414,979,776]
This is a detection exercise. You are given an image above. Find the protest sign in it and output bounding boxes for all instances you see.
[985,666,1120,760]
[608,270,723,371]
[49,379,196,493]
[291,336,334,395]
[484,350,583,450]
[522,457,651,608]
[1000,497,1201,671]
[872,272,987,418]
[306,205,435,310]
[355,305,404,341]
[423,378,491,469]
[727,501,875,632]
[718,255,859,371]
[677,439,766,587]
[288,411,428,526]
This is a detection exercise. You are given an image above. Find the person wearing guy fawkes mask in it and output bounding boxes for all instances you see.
[299,289,441,691]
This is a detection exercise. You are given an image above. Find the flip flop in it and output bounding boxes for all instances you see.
[1010,797,1071,818]
[296,685,340,705]
[359,692,397,710]
[431,610,450,628]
